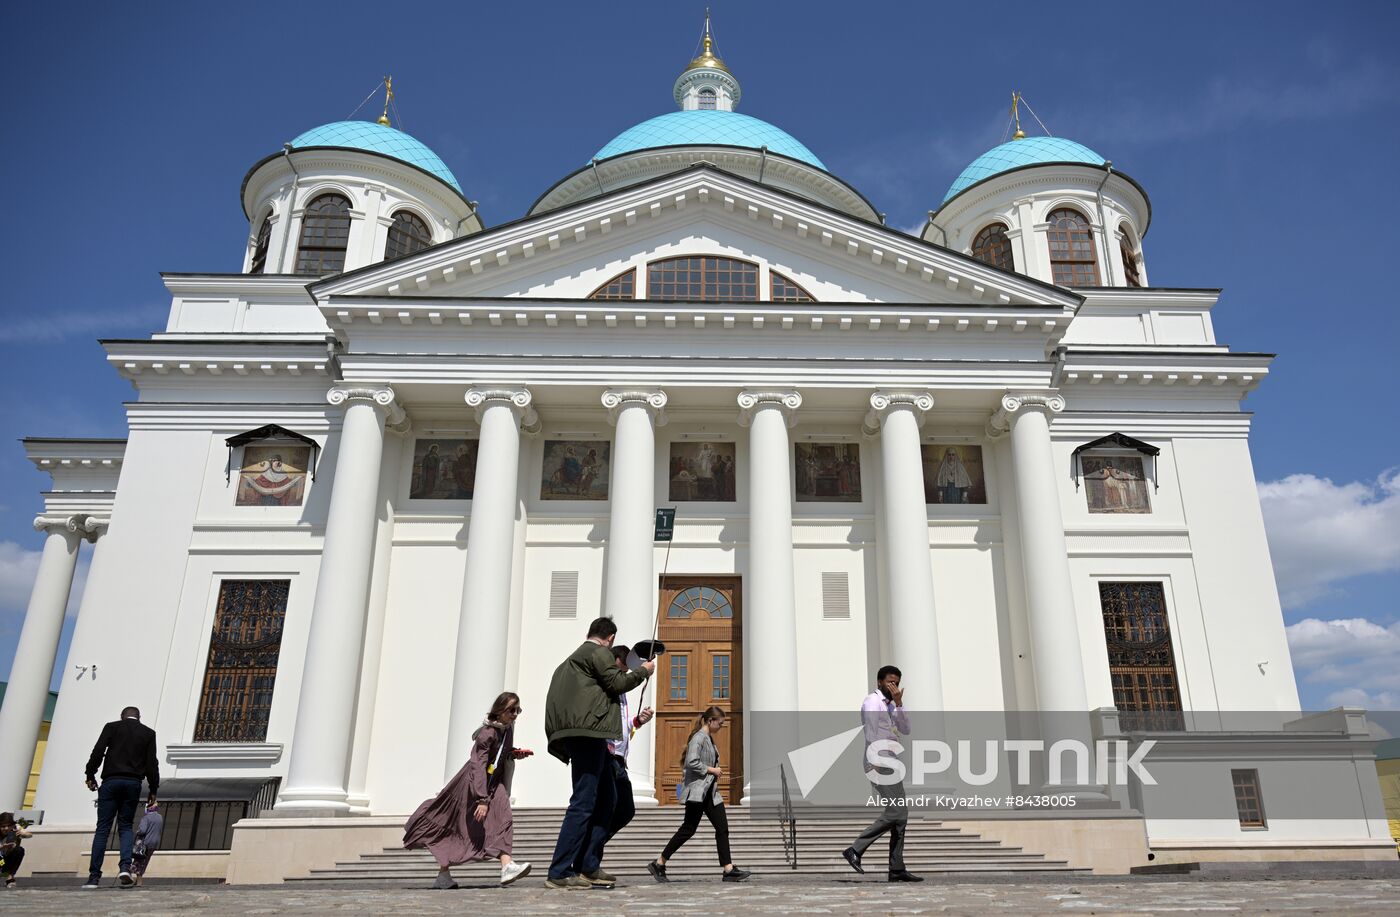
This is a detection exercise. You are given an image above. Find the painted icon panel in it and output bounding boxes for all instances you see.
[410,438,478,499]
[1083,455,1151,513]
[668,441,737,502]
[541,440,611,501]
[236,445,311,507]
[794,442,862,502]
[922,444,986,505]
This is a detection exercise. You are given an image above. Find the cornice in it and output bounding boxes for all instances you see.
[104,339,333,381]
[161,274,318,300]
[1059,350,1272,392]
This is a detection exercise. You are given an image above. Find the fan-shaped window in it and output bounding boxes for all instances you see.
[1119,232,1143,287]
[589,269,636,300]
[385,210,432,262]
[294,194,352,276]
[971,222,1014,272]
[647,256,758,302]
[249,215,272,275]
[770,270,815,302]
[1046,208,1100,286]
[698,88,717,110]
[667,585,734,619]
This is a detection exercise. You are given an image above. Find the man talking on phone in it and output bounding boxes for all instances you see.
[842,666,922,882]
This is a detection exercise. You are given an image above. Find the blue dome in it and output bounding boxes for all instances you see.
[943,136,1104,203]
[595,110,825,170]
[290,120,463,194]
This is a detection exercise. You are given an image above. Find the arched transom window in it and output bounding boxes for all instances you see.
[249,214,272,275]
[971,222,1014,272]
[1046,208,1100,286]
[385,210,432,262]
[770,270,815,302]
[667,585,734,619]
[647,256,758,302]
[1119,232,1143,287]
[295,193,352,276]
[698,88,717,110]
[589,269,637,300]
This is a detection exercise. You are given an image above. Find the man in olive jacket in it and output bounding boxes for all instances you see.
[544,616,653,888]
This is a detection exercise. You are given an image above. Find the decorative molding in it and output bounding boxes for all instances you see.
[165,742,284,765]
[32,513,105,543]
[863,390,935,435]
[465,386,540,434]
[326,383,408,431]
[601,389,668,426]
[736,390,803,428]
[987,390,1066,438]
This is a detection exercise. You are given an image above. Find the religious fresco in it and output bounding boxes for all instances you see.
[921,444,987,505]
[794,442,862,502]
[668,441,737,502]
[410,438,478,499]
[1083,455,1152,513]
[236,445,310,507]
[541,440,610,500]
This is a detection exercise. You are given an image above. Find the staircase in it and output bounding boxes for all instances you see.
[292,807,1085,882]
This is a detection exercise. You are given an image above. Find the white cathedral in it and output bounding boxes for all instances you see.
[1,20,1390,881]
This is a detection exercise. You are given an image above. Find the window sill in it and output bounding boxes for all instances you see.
[166,743,283,765]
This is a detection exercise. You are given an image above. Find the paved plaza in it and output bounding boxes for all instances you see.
[6,875,1400,915]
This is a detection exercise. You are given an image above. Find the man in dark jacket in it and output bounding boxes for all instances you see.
[543,617,652,889]
[82,706,158,889]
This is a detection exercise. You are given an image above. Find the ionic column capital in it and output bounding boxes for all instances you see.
[327,384,409,433]
[465,386,541,434]
[32,513,104,543]
[863,390,935,435]
[737,390,802,428]
[601,389,668,427]
[987,390,1066,438]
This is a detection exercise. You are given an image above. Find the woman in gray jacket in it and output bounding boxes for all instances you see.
[647,706,750,882]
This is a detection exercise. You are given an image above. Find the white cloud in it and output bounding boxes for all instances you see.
[0,304,167,343]
[0,539,90,625]
[1258,470,1400,608]
[1285,617,1400,708]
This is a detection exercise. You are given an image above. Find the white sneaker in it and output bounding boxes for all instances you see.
[500,861,531,886]
[81,880,100,889]
[118,871,134,887]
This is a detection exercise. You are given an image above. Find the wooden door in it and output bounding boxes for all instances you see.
[654,577,742,805]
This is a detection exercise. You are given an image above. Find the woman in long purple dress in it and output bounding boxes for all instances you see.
[404,692,534,888]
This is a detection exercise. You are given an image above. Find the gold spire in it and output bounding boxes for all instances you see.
[687,8,730,74]
[377,76,394,127]
[1010,91,1026,140]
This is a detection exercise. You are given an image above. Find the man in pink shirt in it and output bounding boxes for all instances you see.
[842,665,922,882]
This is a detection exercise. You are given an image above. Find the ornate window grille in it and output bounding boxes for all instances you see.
[647,256,758,302]
[589,269,636,300]
[1098,582,1183,730]
[1047,208,1100,286]
[294,193,352,275]
[385,210,432,261]
[698,88,717,110]
[667,585,734,618]
[193,580,289,742]
[971,222,1014,271]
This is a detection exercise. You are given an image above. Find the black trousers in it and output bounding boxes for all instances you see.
[0,844,24,877]
[660,788,731,866]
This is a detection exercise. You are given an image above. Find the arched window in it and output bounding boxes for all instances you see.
[249,215,272,275]
[971,222,1014,272]
[589,269,636,300]
[770,270,815,302]
[698,88,717,110]
[647,256,758,301]
[1119,232,1143,287]
[385,210,432,262]
[294,194,352,276]
[1046,208,1100,286]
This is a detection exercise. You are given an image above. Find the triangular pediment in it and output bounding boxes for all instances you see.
[313,165,1080,309]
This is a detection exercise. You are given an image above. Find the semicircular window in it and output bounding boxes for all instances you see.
[771,270,815,302]
[385,210,432,262]
[667,585,734,619]
[647,256,758,302]
[971,222,1014,272]
[589,268,636,300]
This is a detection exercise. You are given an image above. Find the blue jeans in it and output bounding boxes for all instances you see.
[89,778,142,879]
[548,737,616,879]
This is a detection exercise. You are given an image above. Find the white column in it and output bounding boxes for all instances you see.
[865,392,944,710]
[988,391,1088,712]
[445,388,538,777]
[601,389,667,805]
[0,515,94,810]
[278,385,405,814]
[737,391,802,713]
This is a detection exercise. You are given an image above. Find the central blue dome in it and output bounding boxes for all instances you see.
[290,120,463,194]
[943,136,1104,204]
[595,110,825,170]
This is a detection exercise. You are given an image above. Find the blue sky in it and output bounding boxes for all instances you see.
[1,1,1396,709]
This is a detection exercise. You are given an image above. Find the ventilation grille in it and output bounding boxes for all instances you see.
[548,571,579,619]
[821,572,851,619]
